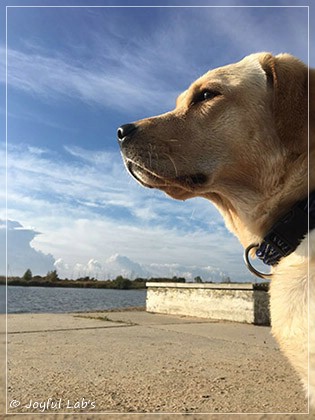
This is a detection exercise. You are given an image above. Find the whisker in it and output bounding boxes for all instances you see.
[163,153,179,177]
[147,143,155,168]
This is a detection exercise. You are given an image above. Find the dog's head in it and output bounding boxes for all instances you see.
[118,52,309,243]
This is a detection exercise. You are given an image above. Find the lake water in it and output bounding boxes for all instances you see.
[0,285,147,314]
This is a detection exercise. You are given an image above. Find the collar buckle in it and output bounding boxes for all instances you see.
[244,244,272,279]
[244,192,315,278]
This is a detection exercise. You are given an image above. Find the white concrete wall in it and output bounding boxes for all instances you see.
[146,283,270,325]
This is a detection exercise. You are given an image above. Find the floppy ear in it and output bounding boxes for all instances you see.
[259,53,308,154]
[258,52,277,89]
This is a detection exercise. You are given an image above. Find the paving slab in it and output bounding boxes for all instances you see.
[0,311,310,417]
[78,310,218,326]
[7,313,124,333]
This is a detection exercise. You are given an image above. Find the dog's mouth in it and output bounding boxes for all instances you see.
[127,161,162,188]
[126,160,208,196]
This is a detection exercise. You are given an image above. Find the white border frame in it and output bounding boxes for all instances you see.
[5,3,310,416]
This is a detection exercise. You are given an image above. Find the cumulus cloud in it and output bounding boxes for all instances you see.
[53,252,229,283]
[0,220,56,276]
[105,254,150,279]
[54,258,69,272]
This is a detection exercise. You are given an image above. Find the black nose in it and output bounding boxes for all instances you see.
[117,123,137,143]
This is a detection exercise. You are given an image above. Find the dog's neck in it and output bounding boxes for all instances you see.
[202,148,309,248]
[203,181,310,252]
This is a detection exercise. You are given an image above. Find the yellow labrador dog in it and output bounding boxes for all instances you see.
[118,52,314,405]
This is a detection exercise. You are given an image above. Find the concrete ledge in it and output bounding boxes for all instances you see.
[146,282,270,325]
[147,282,259,290]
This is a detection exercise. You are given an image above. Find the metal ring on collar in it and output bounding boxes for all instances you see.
[243,243,273,279]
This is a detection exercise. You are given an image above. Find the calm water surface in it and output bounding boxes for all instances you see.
[0,285,146,314]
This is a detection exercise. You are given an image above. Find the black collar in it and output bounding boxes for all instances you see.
[256,191,315,266]
[244,191,315,279]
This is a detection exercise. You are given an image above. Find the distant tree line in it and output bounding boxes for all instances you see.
[0,269,187,290]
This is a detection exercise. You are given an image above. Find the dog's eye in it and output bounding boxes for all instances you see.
[202,90,219,100]
[193,90,220,104]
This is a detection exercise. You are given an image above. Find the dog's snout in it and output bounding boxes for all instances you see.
[117,123,138,143]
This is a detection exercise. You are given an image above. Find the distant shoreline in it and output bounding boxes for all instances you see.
[0,275,187,290]
[0,278,147,290]
[0,278,269,291]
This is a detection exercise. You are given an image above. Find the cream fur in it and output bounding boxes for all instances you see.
[119,52,314,406]
[271,230,314,406]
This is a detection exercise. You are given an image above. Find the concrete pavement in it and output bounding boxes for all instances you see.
[1,310,312,418]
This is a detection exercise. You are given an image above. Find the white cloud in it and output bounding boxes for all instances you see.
[3,46,179,115]
[53,252,230,282]
[32,217,247,281]
[0,213,252,281]
[104,254,149,279]
[2,142,224,230]
[54,258,69,272]
[0,220,55,276]
[3,143,133,218]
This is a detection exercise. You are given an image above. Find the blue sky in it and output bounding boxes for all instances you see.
[0,1,311,281]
